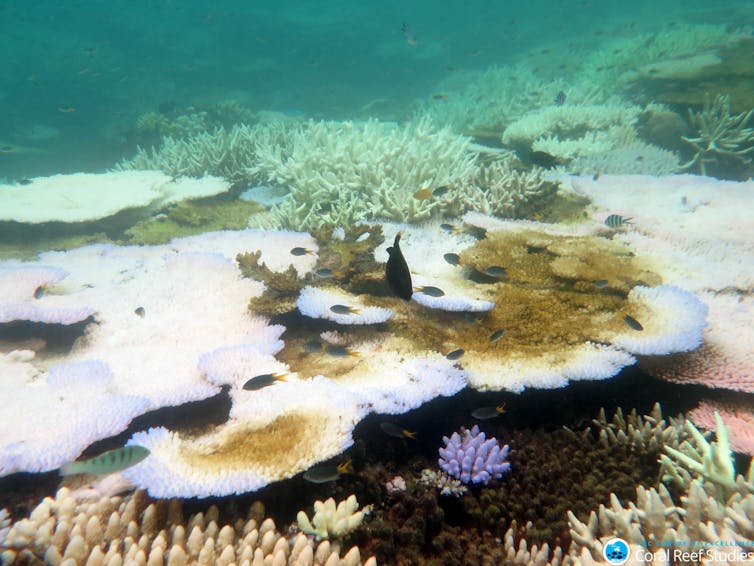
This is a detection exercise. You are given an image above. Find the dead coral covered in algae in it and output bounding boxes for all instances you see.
[241,222,664,390]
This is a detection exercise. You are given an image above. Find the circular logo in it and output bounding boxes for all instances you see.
[603,537,630,565]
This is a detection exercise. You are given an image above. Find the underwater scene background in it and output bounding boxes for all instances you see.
[1,1,754,564]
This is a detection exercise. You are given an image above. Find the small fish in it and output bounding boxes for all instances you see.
[472,404,506,420]
[593,279,609,289]
[303,458,353,483]
[484,266,507,279]
[554,90,566,106]
[303,339,324,353]
[314,268,336,279]
[60,445,150,476]
[443,252,462,266]
[604,214,632,229]
[623,315,643,331]
[529,150,559,169]
[489,329,506,344]
[34,286,45,299]
[432,186,450,197]
[17,178,33,185]
[330,304,360,315]
[440,223,459,234]
[446,348,465,360]
[134,306,145,318]
[592,171,601,181]
[401,23,417,45]
[432,93,449,100]
[290,247,314,256]
[386,232,413,301]
[380,422,417,439]
[413,188,433,200]
[0,145,17,153]
[242,372,287,391]
[325,344,360,358]
[58,106,77,113]
[415,285,445,297]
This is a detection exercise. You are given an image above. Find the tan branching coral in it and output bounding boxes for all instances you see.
[1,488,376,565]
[681,94,754,175]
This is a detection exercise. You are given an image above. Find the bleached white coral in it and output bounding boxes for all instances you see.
[297,286,393,325]
[502,102,642,163]
[254,117,478,229]
[0,172,229,223]
[296,495,371,541]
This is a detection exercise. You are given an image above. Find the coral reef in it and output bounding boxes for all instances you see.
[680,93,754,175]
[254,117,479,230]
[438,425,510,485]
[296,495,372,541]
[690,400,754,456]
[1,488,375,565]
[0,172,230,224]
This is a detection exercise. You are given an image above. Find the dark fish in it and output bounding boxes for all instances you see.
[623,315,643,331]
[484,266,507,278]
[472,404,506,419]
[432,93,449,100]
[401,23,417,45]
[325,344,360,358]
[134,306,146,318]
[314,268,336,279]
[303,459,352,483]
[17,178,33,185]
[443,253,461,266]
[34,286,45,299]
[489,329,506,344]
[330,304,360,315]
[554,90,566,106]
[592,171,601,181]
[605,214,632,228]
[0,146,16,153]
[415,285,445,297]
[440,223,458,234]
[529,150,559,169]
[380,422,416,439]
[242,372,287,391]
[290,247,314,256]
[60,445,150,476]
[446,348,465,360]
[303,339,324,353]
[593,279,609,288]
[432,186,450,197]
[386,232,413,300]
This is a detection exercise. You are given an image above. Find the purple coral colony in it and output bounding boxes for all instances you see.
[438,425,511,485]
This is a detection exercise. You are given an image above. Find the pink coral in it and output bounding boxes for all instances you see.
[641,293,754,393]
[689,400,754,455]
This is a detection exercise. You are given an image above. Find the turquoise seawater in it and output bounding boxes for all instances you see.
[1,0,752,179]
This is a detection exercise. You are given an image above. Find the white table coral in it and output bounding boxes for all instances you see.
[0,172,229,223]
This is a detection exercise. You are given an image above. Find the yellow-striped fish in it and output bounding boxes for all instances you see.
[60,445,150,476]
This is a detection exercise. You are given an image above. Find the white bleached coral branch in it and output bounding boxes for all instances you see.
[296,495,371,541]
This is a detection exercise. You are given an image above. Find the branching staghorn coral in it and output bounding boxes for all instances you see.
[454,155,558,218]
[254,117,479,230]
[660,413,754,501]
[681,94,754,175]
[116,120,296,182]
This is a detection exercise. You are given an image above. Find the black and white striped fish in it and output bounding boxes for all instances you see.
[604,214,632,229]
